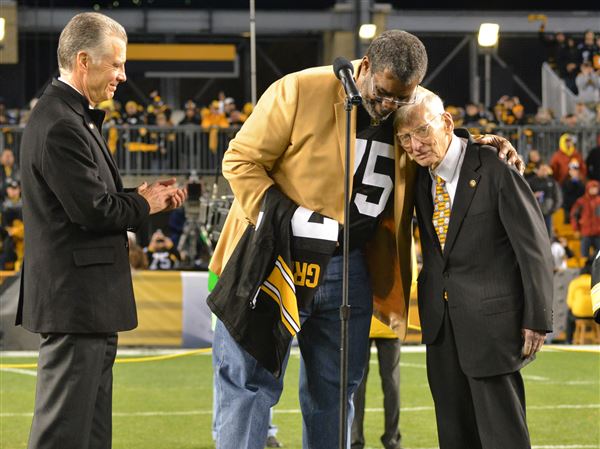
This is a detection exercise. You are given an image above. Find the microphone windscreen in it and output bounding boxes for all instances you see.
[333,57,353,79]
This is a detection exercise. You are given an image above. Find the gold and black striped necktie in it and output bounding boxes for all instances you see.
[432,175,450,249]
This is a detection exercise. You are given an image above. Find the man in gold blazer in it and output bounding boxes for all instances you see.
[209,30,516,449]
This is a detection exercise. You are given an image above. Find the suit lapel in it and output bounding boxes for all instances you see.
[84,109,123,190]
[416,167,440,251]
[443,138,481,258]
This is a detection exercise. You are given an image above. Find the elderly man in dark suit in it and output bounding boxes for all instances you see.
[16,12,186,449]
[394,92,553,449]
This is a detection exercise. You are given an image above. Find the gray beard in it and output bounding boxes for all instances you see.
[362,97,393,122]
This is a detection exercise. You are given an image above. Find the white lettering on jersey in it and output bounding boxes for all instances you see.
[148,251,173,270]
[353,139,394,218]
[291,207,339,241]
[354,138,368,176]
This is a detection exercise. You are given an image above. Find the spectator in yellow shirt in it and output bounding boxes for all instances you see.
[565,258,594,343]
[202,100,230,153]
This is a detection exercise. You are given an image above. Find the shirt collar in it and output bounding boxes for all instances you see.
[430,133,464,183]
[57,77,93,109]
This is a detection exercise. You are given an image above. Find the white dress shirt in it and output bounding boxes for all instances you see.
[430,134,468,209]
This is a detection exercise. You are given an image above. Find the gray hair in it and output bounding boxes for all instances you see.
[394,91,445,127]
[366,30,428,85]
[57,12,127,75]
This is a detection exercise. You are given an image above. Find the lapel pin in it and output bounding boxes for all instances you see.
[469,179,477,188]
[88,122,95,129]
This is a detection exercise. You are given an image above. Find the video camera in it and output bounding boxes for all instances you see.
[183,171,208,223]
[187,180,202,203]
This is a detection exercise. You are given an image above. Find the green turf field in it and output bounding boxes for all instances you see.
[1,347,599,449]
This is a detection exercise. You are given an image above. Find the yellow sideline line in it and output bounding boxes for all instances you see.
[0,348,212,369]
[2,341,597,370]
[115,348,212,363]
[2,325,424,369]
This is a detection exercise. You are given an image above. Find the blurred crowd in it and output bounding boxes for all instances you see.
[0,90,254,172]
[539,28,600,104]
[97,90,254,161]
[98,89,253,130]
[1,89,253,130]
[443,94,600,133]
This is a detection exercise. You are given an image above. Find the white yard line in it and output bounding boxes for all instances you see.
[0,368,37,377]
[399,362,427,368]
[369,361,427,368]
[523,375,551,381]
[529,404,600,410]
[526,380,598,385]
[1,351,39,357]
[2,403,598,418]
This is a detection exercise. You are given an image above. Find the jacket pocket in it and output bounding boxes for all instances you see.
[462,210,494,226]
[72,247,115,266]
[481,294,522,315]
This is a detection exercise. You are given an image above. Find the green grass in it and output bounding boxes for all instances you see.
[1,348,599,449]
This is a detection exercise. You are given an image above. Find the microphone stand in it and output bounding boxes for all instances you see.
[339,93,360,449]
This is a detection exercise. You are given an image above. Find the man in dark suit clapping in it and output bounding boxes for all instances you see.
[394,92,553,449]
[16,12,186,449]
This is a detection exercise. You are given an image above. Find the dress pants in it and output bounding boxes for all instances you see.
[426,303,531,449]
[28,333,118,449]
[351,338,402,449]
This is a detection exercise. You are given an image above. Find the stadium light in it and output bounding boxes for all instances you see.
[477,23,499,110]
[0,18,5,43]
[359,24,377,40]
[478,23,499,48]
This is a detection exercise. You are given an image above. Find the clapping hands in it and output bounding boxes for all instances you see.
[137,178,188,214]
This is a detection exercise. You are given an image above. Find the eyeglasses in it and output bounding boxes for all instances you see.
[397,114,443,148]
[370,75,417,108]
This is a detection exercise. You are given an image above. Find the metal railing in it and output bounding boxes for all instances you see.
[1,125,238,177]
[466,124,599,162]
[541,62,578,118]
[2,124,599,175]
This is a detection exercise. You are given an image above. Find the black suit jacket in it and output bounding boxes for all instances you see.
[415,129,553,378]
[16,79,150,333]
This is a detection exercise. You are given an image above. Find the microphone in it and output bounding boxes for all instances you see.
[333,57,362,105]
